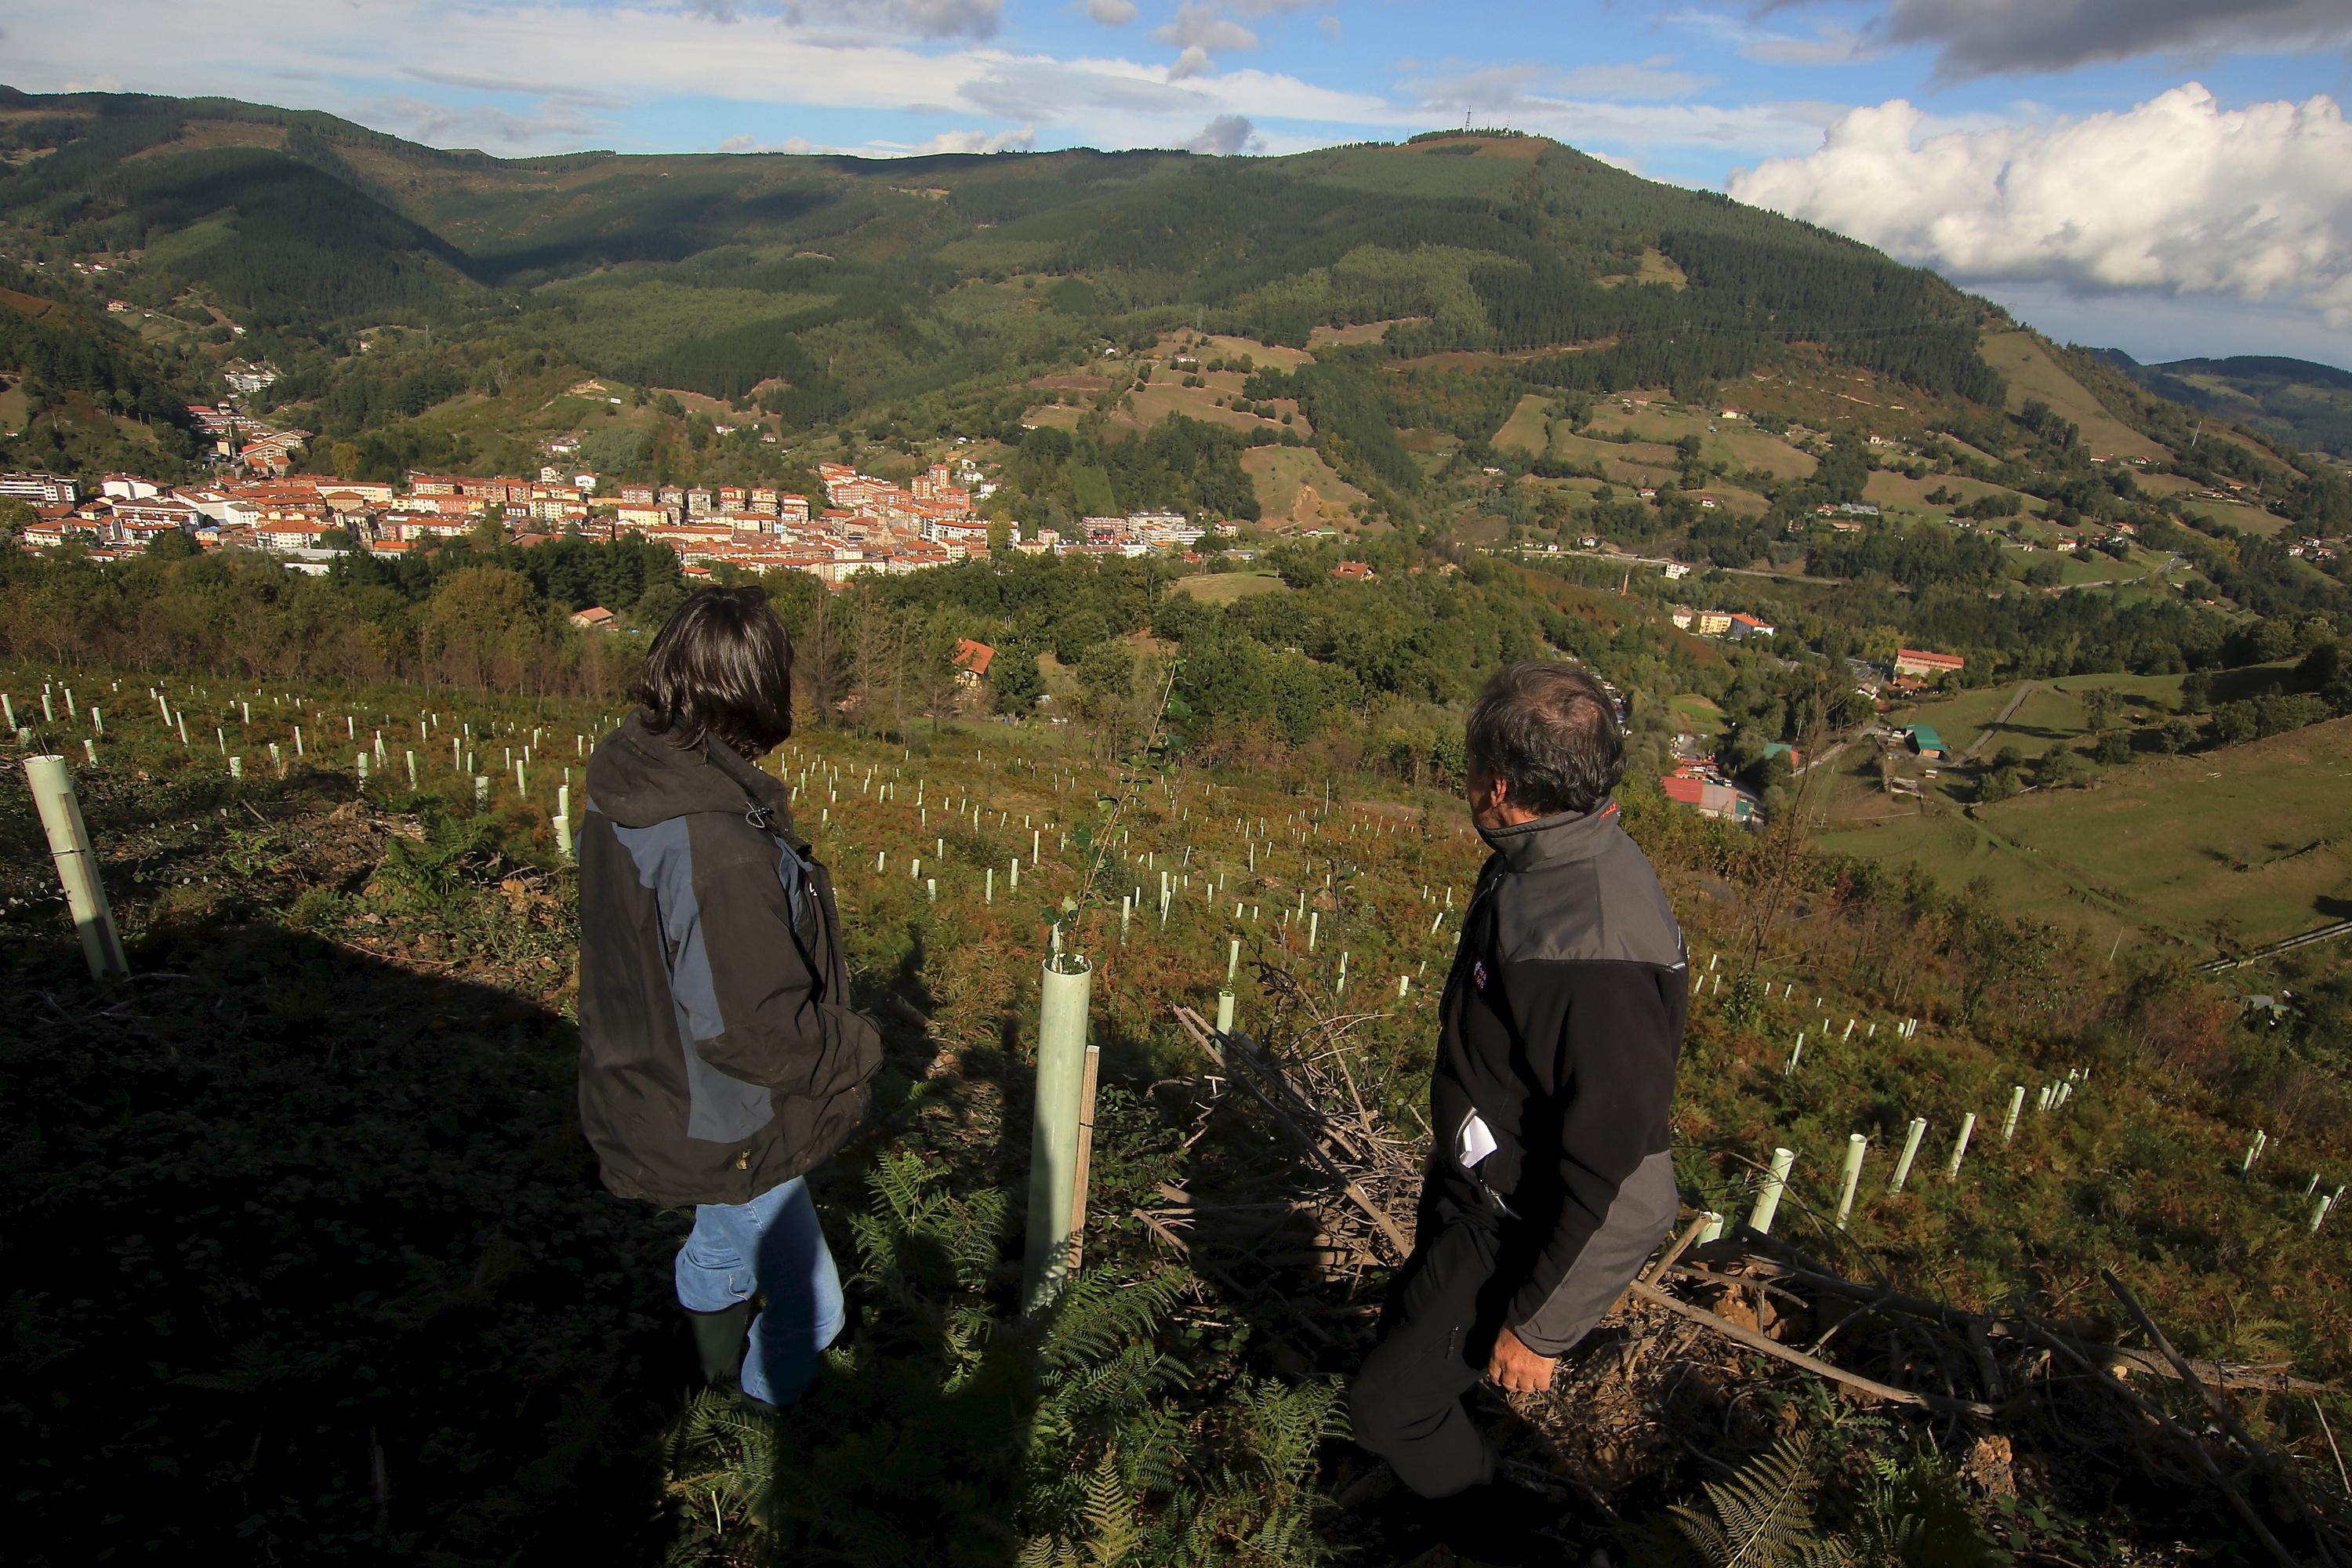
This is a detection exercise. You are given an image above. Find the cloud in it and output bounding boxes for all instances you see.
[1081,0,1138,21]
[1168,45,1216,78]
[1727,85,2352,325]
[1156,2,1260,53]
[786,0,1004,40]
[719,123,1033,154]
[1186,112,1265,153]
[1661,10,1885,64]
[959,56,1214,119]
[1402,60,1708,108]
[1742,23,1879,64]
[903,124,1037,151]
[1317,14,1341,40]
[401,67,629,108]
[364,93,608,149]
[1845,0,2352,80]
[720,132,826,151]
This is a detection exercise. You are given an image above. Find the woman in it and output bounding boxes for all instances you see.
[575,585,881,1409]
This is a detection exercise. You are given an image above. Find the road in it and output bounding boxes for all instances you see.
[1962,681,2038,760]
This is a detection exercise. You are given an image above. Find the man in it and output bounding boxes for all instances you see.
[576,585,882,1411]
[1351,661,1686,1559]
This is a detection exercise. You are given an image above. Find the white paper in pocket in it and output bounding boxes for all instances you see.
[1457,1110,1498,1169]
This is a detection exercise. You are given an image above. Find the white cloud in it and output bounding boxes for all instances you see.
[902,124,1038,151]
[785,0,1004,40]
[401,67,629,108]
[1554,62,1710,99]
[1402,59,1711,109]
[1317,13,1341,40]
[1659,10,1884,65]
[365,94,610,149]
[1729,85,2352,324]
[1081,0,1138,21]
[1156,2,1260,52]
[959,56,1216,119]
[0,0,1840,170]
[1742,23,1879,64]
[1185,112,1264,152]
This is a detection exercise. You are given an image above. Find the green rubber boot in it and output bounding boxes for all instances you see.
[686,1301,753,1396]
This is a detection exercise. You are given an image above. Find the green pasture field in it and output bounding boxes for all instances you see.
[1491,393,1549,454]
[1820,674,2342,951]
[1976,714,2352,949]
[1579,404,1818,481]
[1669,692,1726,736]
[1167,570,1289,604]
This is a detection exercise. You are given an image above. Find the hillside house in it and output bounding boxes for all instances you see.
[1330,560,1375,582]
[569,606,618,630]
[951,639,995,688]
[1904,724,1947,760]
[1661,774,1760,823]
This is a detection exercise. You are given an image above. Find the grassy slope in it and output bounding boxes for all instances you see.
[9,659,2352,1564]
[1979,331,2169,461]
[1813,673,2346,952]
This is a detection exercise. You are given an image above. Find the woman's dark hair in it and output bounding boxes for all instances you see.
[634,586,794,757]
[1464,661,1624,816]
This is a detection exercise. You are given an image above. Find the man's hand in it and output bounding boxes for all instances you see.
[1486,1325,1557,1393]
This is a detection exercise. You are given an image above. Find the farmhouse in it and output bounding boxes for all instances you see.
[1893,648,1965,681]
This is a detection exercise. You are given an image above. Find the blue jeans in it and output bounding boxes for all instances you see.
[673,1177,845,1408]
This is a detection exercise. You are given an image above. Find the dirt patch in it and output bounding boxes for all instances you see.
[1308,319,1427,347]
[125,122,289,161]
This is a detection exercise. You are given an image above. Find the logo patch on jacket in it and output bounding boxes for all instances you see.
[1472,960,1489,990]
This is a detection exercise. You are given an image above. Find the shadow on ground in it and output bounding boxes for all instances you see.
[2,920,691,1566]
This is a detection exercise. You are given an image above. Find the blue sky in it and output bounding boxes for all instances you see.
[10,0,2352,365]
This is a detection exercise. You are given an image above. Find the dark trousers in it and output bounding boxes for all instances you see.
[1348,1215,1513,1499]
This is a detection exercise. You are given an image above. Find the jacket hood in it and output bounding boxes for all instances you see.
[1476,799,1621,872]
[586,711,793,830]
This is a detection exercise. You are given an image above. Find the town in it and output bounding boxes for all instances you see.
[2,445,1219,579]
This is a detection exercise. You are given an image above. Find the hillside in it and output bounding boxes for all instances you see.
[6,86,2347,561]
[2096,349,2352,460]
[6,660,2352,1566]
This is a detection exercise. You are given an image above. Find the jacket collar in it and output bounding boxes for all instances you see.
[1477,800,1621,873]
[586,710,794,831]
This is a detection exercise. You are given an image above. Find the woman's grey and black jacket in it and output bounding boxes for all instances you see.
[575,714,881,1208]
[1428,800,1687,1357]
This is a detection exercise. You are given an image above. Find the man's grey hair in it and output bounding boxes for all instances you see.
[1464,662,1625,817]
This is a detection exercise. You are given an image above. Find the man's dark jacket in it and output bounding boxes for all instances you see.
[1427,799,1686,1356]
[576,714,881,1207]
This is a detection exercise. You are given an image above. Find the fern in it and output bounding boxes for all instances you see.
[1670,1436,1852,1568]
[659,1388,779,1535]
